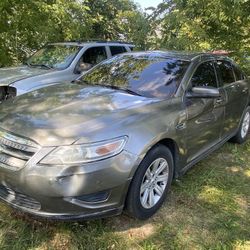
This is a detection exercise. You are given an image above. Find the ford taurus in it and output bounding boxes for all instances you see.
[0,51,249,220]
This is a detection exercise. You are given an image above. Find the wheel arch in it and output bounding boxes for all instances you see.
[129,137,181,180]
[156,138,180,178]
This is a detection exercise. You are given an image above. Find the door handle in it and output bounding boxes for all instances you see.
[176,122,186,130]
[215,98,223,104]
[229,84,239,91]
[215,98,224,106]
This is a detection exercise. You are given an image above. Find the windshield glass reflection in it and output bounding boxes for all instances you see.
[81,54,190,98]
[27,44,81,70]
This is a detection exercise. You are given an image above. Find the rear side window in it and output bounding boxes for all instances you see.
[191,61,218,88]
[110,46,126,56]
[233,65,245,81]
[216,60,235,85]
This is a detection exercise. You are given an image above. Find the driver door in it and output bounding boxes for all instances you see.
[184,60,226,163]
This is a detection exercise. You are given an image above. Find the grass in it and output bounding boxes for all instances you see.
[0,141,249,250]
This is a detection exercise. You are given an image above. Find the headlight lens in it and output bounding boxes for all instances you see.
[40,137,127,165]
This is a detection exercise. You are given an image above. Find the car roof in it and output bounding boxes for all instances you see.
[122,50,232,62]
[49,41,135,47]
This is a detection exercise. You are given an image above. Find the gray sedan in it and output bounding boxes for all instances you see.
[0,51,249,220]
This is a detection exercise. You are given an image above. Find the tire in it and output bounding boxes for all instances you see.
[125,144,174,220]
[231,106,250,144]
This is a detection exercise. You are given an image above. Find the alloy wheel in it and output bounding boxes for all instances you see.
[241,111,250,139]
[140,158,169,209]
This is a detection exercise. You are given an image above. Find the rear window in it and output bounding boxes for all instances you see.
[110,46,126,56]
[216,60,235,85]
[81,54,190,98]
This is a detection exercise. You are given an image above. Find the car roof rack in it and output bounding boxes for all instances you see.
[96,40,134,45]
[62,40,135,45]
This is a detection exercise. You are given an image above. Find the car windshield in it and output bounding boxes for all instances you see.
[26,44,82,70]
[79,54,190,98]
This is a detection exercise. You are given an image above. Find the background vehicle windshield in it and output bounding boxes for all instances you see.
[27,44,81,69]
[81,54,190,98]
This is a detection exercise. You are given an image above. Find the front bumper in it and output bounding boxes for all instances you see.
[0,150,139,220]
[0,189,123,220]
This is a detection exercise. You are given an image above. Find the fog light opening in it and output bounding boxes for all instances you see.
[75,190,110,203]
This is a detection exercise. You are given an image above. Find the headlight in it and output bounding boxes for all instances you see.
[39,136,127,165]
[0,86,17,101]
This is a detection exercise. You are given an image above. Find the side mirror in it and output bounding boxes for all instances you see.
[186,86,220,98]
[75,62,92,74]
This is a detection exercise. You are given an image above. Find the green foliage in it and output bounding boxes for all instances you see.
[0,0,91,66]
[149,0,250,72]
[150,0,250,50]
[0,0,149,66]
[0,0,249,72]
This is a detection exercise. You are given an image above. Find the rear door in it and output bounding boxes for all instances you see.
[215,60,249,137]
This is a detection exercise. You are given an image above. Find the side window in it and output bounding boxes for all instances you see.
[191,61,218,88]
[233,65,245,81]
[82,46,107,66]
[110,46,126,56]
[216,60,235,85]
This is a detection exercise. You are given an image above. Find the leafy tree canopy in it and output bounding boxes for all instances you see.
[0,0,249,72]
[149,0,250,72]
[0,0,149,66]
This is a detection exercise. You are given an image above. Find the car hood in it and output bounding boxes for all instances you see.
[0,65,51,86]
[0,83,156,146]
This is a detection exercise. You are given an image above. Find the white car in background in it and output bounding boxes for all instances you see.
[0,41,134,101]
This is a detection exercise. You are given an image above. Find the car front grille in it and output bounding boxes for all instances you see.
[0,129,39,171]
[0,185,41,211]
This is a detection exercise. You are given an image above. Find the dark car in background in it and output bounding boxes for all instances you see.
[0,51,249,220]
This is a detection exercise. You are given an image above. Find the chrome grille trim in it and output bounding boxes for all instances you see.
[0,162,19,171]
[0,152,26,171]
[0,145,31,160]
[0,136,38,153]
[0,128,39,171]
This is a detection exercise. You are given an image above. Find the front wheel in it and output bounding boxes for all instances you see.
[125,145,174,220]
[231,106,250,144]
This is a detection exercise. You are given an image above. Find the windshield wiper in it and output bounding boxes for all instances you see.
[72,79,82,84]
[29,63,53,69]
[72,79,90,85]
[107,85,142,96]
[91,84,142,96]
[23,61,31,67]
[72,80,142,96]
